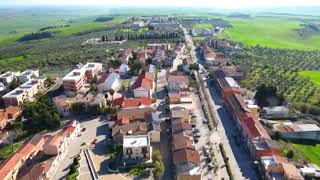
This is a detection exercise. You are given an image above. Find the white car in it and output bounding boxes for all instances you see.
[193,132,201,138]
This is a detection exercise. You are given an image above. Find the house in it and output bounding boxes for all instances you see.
[17,69,39,83]
[173,148,201,176]
[172,132,194,152]
[62,68,86,95]
[116,107,156,125]
[201,44,216,65]
[171,106,190,121]
[137,50,149,65]
[147,43,171,51]
[2,79,45,107]
[262,106,290,119]
[53,95,71,117]
[172,122,192,135]
[168,75,189,91]
[268,162,304,180]
[80,63,102,81]
[132,71,154,98]
[97,72,120,92]
[0,71,18,85]
[0,133,45,180]
[0,109,7,129]
[122,97,153,108]
[112,122,148,143]
[274,123,320,142]
[215,76,241,97]
[122,135,151,162]
[20,156,59,180]
[250,137,281,160]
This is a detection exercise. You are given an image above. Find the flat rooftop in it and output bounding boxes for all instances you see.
[20,69,35,76]
[62,69,85,81]
[81,63,101,71]
[123,135,149,148]
[274,123,320,133]
[3,79,44,98]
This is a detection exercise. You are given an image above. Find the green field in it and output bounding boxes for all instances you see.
[0,56,25,63]
[193,23,214,29]
[293,143,320,167]
[299,71,320,86]
[220,17,320,50]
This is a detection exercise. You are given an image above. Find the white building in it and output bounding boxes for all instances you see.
[122,135,151,162]
[147,43,171,51]
[17,69,39,83]
[0,71,18,85]
[263,106,290,119]
[2,79,45,107]
[62,68,86,96]
[97,73,120,92]
[274,123,320,141]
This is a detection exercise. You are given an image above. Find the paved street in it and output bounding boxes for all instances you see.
[181,25,258,179]
[52,116,107,180]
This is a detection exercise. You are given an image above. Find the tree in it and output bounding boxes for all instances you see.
[286,150,294,159]
[189,63,200,71]
[152,151,164,178]
[101,36,105,42]
[254,84,285,107]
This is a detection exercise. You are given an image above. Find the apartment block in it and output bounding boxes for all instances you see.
[2,79,45,107]
[17,69,39,83]
[62,69,86,94]
[81,63,102,80]
[122,135,151,162]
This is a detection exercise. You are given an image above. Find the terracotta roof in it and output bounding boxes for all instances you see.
[172,133,194,151]
[173,149,201,165]
[112,122,148,137]
[141,97,152,106]
[281,163,304,180]
[172,123,192,133]
[123,98,141,108]
[54,97,69,107]
[63,126,76,134]
[0,153,23,180]
[46,133,63,147]
[0,109,6,127]
[5,106,21,119]
[117,107,156,121]
[133,71,153,90]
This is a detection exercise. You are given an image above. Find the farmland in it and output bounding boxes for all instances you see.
[299,71,320,86]
[292,143,320,167]
[220,17,320,50]
[192,23,214,29]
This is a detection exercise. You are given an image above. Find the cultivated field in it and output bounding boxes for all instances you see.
[220,17,320,50]
[299,71,320,86]
[293,143,320,167]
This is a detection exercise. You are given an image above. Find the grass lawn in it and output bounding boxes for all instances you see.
[0,142,23,160]
[192,36,206,41]
[299,71,320,86]
[292,143,320,167]
[0,56,25,63]
[220,17,320,50]
[193,23,214,29]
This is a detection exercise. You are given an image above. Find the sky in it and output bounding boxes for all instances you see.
[2,0,320,9]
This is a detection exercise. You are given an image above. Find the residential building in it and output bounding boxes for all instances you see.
[53,95,71,117]
[0,82,6,97]
[116,107,156,125]
[0,109,7,129]
[268,162,304,180]
[17,69,39,83]
[122,97,153,108]
[172,132,194,152]
[274,123,320,142]
[172,122,192,135]
[173,148,201,176]
[122,135,151,162]
[62,68,86,95]
[262,106,290,119]
[112,122,148,143]
[201,44,216,65]
[2,79,45,107]
[132,71,154,98]
[250,137,281,159]
[137,49,149,65]
[0,134,45,180]
[168,75,189,91]
[146,112,161,143]
[215,76,241,97]
[20,156,59,180]
[147,43,171,51]
[81,63,102,80]
[0,71,18,85]
[97,72,120,92]
[122,48,133,64]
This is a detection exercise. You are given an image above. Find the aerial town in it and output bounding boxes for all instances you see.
[0,15,319,180]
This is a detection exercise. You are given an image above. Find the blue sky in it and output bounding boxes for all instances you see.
[2,0,320,9]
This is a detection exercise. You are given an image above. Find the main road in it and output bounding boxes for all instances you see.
[181,25,258,180]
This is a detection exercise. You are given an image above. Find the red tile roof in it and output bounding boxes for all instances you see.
[133,70,153,90]
[123,98,141,108]
[173,149,201,165]
[112,96,124,107]
[141,97,152,106]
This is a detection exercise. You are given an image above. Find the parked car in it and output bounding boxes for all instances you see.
[82,127,86,132]
[194,138,199,143]
[193,132,201,138]
[191,124,196,128]
[193,128,200,133]
[208,162,214,170]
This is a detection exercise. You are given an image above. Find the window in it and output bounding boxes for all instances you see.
[142,147,148,154]
[126,148,132,154]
